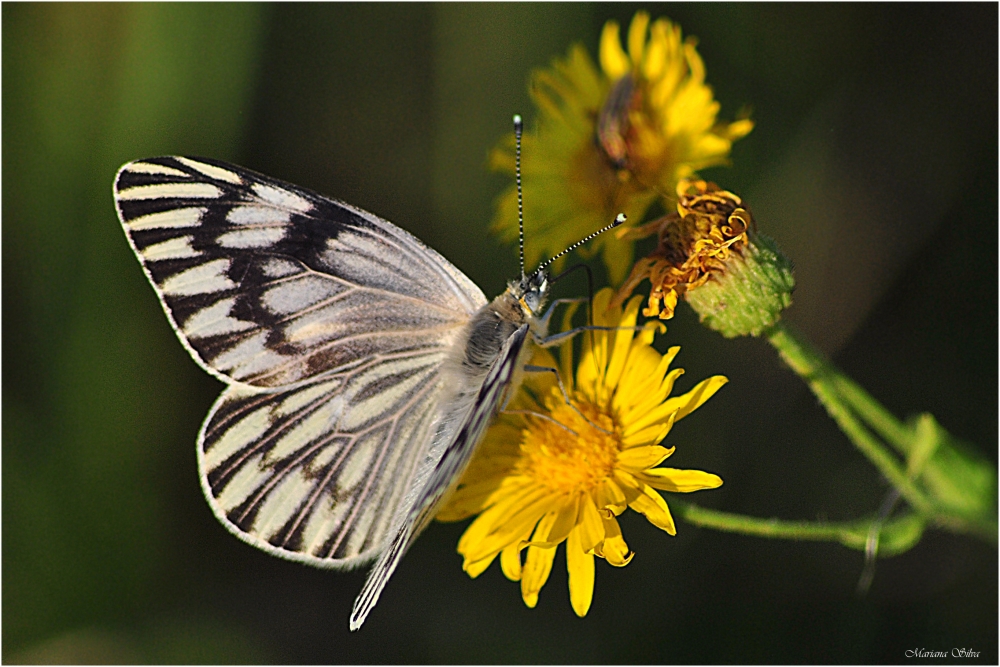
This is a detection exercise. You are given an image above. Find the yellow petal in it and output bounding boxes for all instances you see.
[589,288,621,396]
[592,287,616,328]
[620,422,672,449]
[543,494,580,546]
[612,469,644,505]
[641,20,668,80]
[616,444,674,471]
[523,507,560,547]
[465,491,554,560]
[622,403,677,440]
[436,473,511,522]
[626,11,651,66]
[460,485,553,562]
[629,484,677,535]
[725,118,755,141]
[638,467,723,493]
[577,492,605,552]
[659,375,728,423]
[596,515,633,567]
[620,408,673,440]
[521,544,557,608]
[584,288,617,400]
[558,301,582,391]
[603,295,643,393]
[634,321,661,349]
[599,20,630,80]
[614,346,673,418]
[595,478,628,516]
[457,478,535,554]
[464,552,498,579]
[566,523,595,617]
[485,488,559,540]
[500,541,523,581]
[658,367,685,400]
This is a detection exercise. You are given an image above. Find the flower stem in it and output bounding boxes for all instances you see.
[764,321,933,514]
[829,372,912,455]
[672,500,924,556]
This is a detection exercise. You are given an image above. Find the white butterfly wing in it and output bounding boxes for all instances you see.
[198,354,445,567]
[114,157,488,565]
[114,157,486,389]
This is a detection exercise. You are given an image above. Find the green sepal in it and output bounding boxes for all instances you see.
[908,413,998,532]
[685,233,795,338]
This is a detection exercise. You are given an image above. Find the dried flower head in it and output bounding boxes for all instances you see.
[617,179,794,337]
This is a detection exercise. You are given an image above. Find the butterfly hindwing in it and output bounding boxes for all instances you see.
[198,348,451,567]
[115,157,486,388]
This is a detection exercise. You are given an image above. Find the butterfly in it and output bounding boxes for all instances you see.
[113,124,622,630]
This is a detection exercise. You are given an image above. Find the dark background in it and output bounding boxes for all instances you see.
[4,3,996,663]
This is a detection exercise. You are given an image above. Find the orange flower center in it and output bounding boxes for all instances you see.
[515,393,621,495]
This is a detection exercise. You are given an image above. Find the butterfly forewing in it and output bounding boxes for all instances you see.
[115,157,489,568]
[114,157,486,388]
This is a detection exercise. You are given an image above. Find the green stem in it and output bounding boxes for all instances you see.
[764,321,933,514]
[673,500,924,556]
[829,373,912,455]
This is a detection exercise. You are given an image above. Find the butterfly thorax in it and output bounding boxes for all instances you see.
[457,270,548,378]
[427,269,549,482]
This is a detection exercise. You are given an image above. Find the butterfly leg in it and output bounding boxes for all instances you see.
[501,408,579,437]
[520,364,612,435]
[537,297,589,332]
[533,324,645,349]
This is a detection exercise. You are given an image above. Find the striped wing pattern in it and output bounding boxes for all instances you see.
[350,324,530,629]
[114,157,489,567]
[198,352,445,566]
[115,156,485,388]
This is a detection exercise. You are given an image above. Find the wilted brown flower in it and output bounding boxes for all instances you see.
[616,179,751,319]
[615,179,794,337]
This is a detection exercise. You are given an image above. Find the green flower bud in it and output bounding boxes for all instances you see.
[685,231,795,338]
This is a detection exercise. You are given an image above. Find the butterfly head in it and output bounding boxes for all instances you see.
[510,269,549,317]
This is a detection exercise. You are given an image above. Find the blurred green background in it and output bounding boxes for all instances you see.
[4,3,996,663]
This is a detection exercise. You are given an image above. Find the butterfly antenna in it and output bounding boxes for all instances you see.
[514,114,526,279]
[536,213,626,273]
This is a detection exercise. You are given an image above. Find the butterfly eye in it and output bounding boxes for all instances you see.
[522,288,545,315]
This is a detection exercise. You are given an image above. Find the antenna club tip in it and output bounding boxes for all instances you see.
[513,114,523,130]
[614,213,627,225]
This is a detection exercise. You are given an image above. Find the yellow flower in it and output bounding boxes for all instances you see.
[436,288,726,616]
[490,12,753,284]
